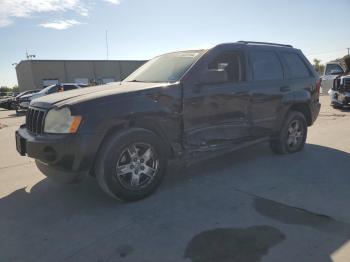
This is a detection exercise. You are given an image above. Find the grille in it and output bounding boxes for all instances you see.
[26,107,46,134]
[344,78,350,91]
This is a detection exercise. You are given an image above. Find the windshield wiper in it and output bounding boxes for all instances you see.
[127,79,143,82]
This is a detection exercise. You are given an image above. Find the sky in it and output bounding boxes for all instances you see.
[0,0,350,87]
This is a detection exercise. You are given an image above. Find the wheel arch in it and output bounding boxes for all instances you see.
[289,103,312,126]
[90,117,176,176]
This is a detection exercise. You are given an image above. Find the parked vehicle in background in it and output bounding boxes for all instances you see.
[16,41,321,201]
[13,90,40,113]
[0,93,18,110]
[19,83,89,111]
[329,56,350,108]
[321,62,345,95]
[0,97,13,109]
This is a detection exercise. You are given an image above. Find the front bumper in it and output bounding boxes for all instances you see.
[338,92,350,105]
[16,125,101,183]
[18,101,30,109]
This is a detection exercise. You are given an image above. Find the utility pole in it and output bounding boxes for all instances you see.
[105,30,109,60]
[347,48,350,56]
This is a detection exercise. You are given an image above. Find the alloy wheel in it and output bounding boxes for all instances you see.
[286,119,304,150]
[115,143,159,190]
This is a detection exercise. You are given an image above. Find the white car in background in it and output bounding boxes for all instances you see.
[320,62,345,95]
[18,83,88,111]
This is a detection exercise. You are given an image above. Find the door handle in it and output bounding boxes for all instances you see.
[280,86,291,92]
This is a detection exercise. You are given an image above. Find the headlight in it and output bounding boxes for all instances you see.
[44,107,82,134]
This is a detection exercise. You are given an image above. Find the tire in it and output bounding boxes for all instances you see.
[332,103,343,109]
[270,111,307,154]
[95,128,167,201]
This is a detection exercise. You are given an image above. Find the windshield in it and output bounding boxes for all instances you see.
[124,50,206,83]
[16,91,26,98]
[38,85,56,94]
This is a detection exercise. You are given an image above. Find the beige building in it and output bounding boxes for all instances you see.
[16,60,146,91]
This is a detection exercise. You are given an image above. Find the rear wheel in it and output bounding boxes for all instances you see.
[95,128,167,201]
[270,111,307,154]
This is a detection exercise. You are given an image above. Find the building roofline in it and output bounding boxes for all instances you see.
[16,59,146,68]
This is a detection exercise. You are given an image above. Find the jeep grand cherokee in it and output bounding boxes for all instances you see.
[16,41,321,201]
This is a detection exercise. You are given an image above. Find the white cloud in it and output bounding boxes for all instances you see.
[39,19,82,30]
[0,0,121,28]
[102,0,120,4]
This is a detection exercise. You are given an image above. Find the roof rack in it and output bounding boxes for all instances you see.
[237,41,293,48]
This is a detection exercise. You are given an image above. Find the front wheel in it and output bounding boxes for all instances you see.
[95,128,167,201]
[270,111,307,154]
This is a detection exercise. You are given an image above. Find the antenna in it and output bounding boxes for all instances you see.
[26,49,36,60]
[105,30,109,60]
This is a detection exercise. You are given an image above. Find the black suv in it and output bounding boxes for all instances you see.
[16,41,321,201]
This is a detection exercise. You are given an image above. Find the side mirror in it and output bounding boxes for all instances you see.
[330,69,343,75]
[199,69,228,85]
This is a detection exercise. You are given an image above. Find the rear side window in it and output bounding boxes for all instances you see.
[250,51,283,81]
[282,52,310,78]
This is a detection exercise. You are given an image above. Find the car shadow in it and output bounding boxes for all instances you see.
[0,143,349,261]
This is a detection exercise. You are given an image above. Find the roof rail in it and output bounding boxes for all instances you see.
[237,41,293,48]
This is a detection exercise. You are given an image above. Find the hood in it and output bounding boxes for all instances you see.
[30,81,169,109]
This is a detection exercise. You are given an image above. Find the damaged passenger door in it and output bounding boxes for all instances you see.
[183,50,251,148]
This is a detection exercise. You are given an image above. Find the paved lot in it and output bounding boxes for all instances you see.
[0,95,350,262]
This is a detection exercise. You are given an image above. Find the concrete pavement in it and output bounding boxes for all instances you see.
[0,95,350,262]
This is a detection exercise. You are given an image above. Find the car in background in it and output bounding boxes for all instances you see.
[0,93,18,110]
[13,90,40,113]
[329,56,350,108]
[321,62,345,95]
[18,83,89,111]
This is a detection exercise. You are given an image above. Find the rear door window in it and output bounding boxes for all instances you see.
[282,52,310,78]
[250,51,283,81]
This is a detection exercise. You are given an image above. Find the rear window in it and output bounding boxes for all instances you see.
[282,52,310,78]
[325,64,344,75]
[250,51,283,81]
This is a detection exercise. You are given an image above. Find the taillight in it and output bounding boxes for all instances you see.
[316,78,322,94]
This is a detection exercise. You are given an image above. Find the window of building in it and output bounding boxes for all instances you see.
[42,79,59,87]
[250,51,283,81]
[282,52,310,78]
[75,78,89,85]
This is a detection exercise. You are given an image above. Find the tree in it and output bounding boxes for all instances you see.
[313,59,325,74]
[12,85,19,93]
[0,86,11,93]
